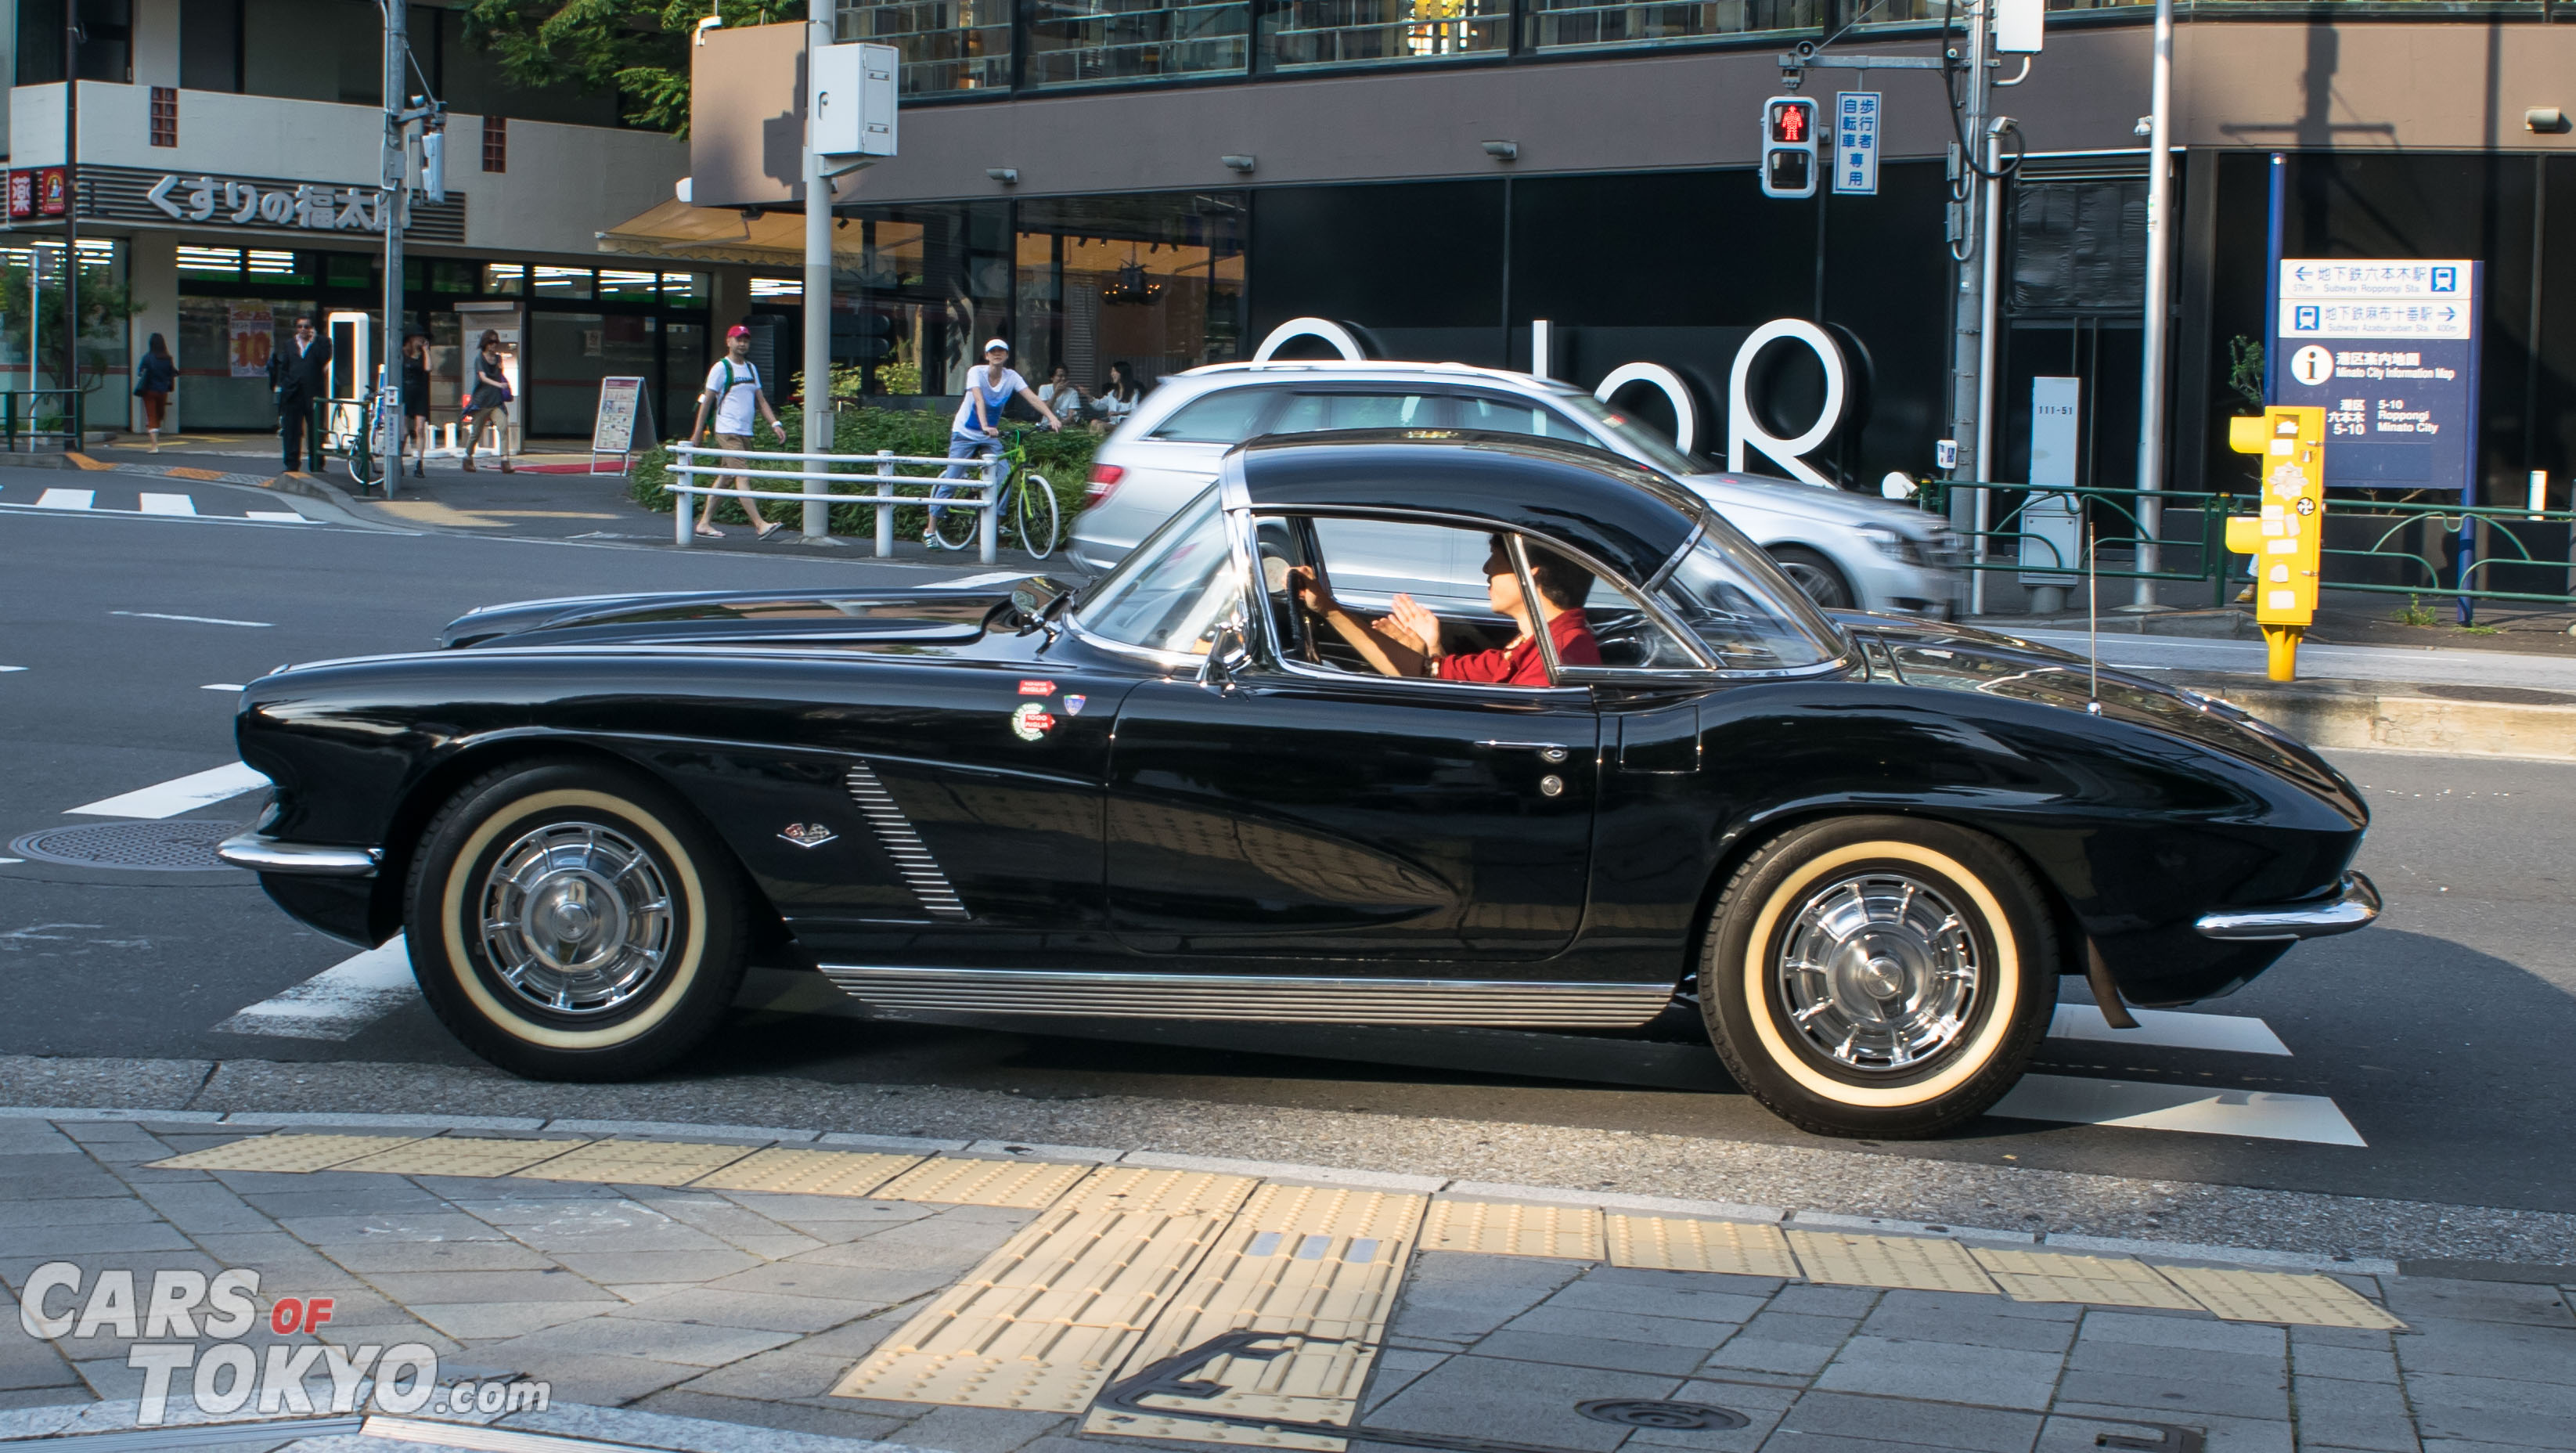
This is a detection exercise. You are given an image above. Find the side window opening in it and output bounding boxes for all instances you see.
[1147,388,1279,444]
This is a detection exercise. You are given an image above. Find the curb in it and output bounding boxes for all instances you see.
[0,1395,938,1453]
[0,1102,2403,1278]
[2181,672,2576,762]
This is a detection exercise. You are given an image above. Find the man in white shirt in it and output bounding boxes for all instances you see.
[688,324,790,539]
[928,339,1063,543]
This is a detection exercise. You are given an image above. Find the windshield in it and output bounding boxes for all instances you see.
[1655,514,1846,671]
[1075,485,1241,655]
[1555,391,1707,477]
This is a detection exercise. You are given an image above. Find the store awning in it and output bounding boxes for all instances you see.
[595,198,863,269]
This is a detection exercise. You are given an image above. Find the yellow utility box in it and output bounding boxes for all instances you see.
[2224,406,2326,681]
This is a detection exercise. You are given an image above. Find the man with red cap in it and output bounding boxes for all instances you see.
[687,324,791,539]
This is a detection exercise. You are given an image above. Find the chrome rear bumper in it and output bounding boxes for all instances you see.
[216,832,381,878]
[2195,871,2380,941]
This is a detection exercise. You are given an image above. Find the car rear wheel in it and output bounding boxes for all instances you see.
[405,759,747,1081]
[1769,546,1854,610]
[1700,816,2055,1138]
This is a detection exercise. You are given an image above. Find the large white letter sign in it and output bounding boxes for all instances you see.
[1728,319,1847,488]
[1252,318,1370,362]
[1593,363,1701,456]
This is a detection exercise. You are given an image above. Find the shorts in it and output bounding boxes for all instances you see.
[713,432,752,474]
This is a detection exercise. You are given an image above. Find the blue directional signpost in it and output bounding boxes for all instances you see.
[2271,258,2481,618]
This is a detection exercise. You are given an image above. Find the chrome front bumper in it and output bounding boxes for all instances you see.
[2195,871,2381,941]
[216,831,382,878]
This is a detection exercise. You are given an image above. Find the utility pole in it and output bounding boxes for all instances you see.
[2128,0,2177,608]
[802,7,834,539]
[62,0,80,434]
[382,0,407,485]
[1946,0,1992,560]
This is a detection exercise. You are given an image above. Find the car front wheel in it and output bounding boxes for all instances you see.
[1701,816,2055,1138]
[1768,546,1855,610]
[405,759,748,1081]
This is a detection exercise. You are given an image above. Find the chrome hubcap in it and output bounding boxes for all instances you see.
[1777,871,1980,1072]
[480,823,672,1015]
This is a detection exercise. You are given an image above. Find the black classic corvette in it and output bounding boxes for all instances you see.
[221,431,2378,1138]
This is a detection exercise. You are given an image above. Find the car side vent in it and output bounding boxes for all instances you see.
[843,763,971,921]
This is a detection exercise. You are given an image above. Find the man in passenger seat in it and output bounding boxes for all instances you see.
[1292,535,1599,684]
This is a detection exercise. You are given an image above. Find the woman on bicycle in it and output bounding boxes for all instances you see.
[928,340,1062,543]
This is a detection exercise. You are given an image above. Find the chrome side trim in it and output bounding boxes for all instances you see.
[817,964,1675,1028]
[843,764,971,921]
[2195,871,2381,941]
[215,833,381,878]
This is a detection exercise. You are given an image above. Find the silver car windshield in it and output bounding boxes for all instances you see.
[1075,486,1240,655]
[1555,391,1706,477]
[1658,514,1846,671]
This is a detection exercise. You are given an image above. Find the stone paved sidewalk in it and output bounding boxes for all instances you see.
[2,1110,2571,1453]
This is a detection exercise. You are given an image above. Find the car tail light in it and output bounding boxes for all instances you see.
[1085,464,1125,507]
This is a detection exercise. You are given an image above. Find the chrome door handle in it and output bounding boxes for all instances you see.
[1478,740,1571,763]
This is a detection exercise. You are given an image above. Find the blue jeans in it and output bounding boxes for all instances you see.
[930,431,997,525]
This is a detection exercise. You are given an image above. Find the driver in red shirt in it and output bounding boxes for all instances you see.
[1293,535,1598,684]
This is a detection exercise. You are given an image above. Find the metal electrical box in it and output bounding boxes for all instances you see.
[813,41,899,161]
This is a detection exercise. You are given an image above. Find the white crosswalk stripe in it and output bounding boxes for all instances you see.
[35,489,94,510]
[216,937,419,1040]
[65,761,269,819]
[245,510,312,523]
[137,492,199,516]
[1992,1074,2366,1146]
[2048,1004,2292,1055]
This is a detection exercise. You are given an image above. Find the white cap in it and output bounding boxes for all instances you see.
[982,338,1011,353]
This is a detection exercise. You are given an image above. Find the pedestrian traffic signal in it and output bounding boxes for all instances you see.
[1762,96,1819,199]
[2222,405,2327,680]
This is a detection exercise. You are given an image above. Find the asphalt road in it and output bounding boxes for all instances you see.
[2,483,2568,1228]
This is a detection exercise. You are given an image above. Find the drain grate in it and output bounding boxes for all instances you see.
[9,819,246,871]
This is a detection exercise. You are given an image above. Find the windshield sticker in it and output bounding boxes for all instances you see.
[1011,702,1057,741]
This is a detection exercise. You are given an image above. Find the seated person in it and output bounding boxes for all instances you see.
[1291,535,1600,684]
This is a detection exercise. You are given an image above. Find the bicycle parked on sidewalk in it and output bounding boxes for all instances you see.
[928,424,1060,559]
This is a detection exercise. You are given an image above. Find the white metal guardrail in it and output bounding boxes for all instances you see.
[665,444,1007,562]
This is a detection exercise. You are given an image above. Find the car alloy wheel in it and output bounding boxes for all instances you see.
[405,759,748,1081]
[1701,815,2054,1138]
[1768,546,1854,610]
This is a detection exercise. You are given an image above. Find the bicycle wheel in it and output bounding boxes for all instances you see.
[1016,474,1059,559]
[931,484,985,550]
[344,434,384,492]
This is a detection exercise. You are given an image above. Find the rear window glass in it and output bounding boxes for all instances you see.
[1456,395,1592,442]
[1147,388,1278,443]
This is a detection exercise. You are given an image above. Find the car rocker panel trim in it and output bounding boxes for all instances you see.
[819,965,1677,1027]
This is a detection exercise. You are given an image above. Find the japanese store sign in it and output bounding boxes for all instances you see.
[7,167,70,220]
[2273,258,2480,501]
[146,175,387,233]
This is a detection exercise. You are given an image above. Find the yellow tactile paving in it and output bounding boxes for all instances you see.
[1058,1166,1260,1217]
[330,1137,591,1180]
[831,1203,1235,1412]
[1969,1248,2204,1310]
[511,1139,759,1187]
[871,1156,1095,1209]
[1421,1199,1605,1260]
[149,1133,424,1174]
[688,1148,921,1197]
[2154,1265,2407,1329]
[1083,1183,1430,1449]
[1606,1213,1800,1276]
[1786,1230,1999,1295]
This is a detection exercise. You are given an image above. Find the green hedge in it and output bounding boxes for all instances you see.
[631,406,1101,541]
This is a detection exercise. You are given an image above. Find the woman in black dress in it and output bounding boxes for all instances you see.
[463,334,513,474]
[401,334,431,478]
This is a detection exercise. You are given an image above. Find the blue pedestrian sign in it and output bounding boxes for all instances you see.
[2271,258,2480,505]
[1834,92,1880,196]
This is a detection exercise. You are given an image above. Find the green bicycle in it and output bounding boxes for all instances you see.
[929,425,1060,558]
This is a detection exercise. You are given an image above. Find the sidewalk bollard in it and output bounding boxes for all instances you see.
[980,454,1001,565]
[673,451,694,549]
[876,450,895,557]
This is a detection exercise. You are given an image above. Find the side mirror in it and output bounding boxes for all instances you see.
[1199,620,1253,686]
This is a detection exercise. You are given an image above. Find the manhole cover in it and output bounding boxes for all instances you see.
[9,820,246,871]
[2416,682,2576,707]
[1574,1399,1748,1430]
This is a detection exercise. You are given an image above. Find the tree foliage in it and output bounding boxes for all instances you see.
[0,257,144,402]
[459,0,798,134]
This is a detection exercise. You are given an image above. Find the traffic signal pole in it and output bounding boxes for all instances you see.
[1951,0,1993,532]
[2129,0,2178,608]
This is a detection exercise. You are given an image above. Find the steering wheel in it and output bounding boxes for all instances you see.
[1263,556,1324,664]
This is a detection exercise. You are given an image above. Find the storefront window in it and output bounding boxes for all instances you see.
[246,250,307,282]
[177,246,243,279]
[751,277,805,300]
[531,266,593,298]
[1270,0,1508,69]
[431,260,478,294]
[1011,193,1245,406]
[325,252,373,289]
[836,204,1014,399]
[596,269,661,302]
[1523,0,1815,51]
[661,272,708,302]
[1025,0,1249,88]
[484,264,526,294]
[527,311,655,434]
[836,0,1010,97]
